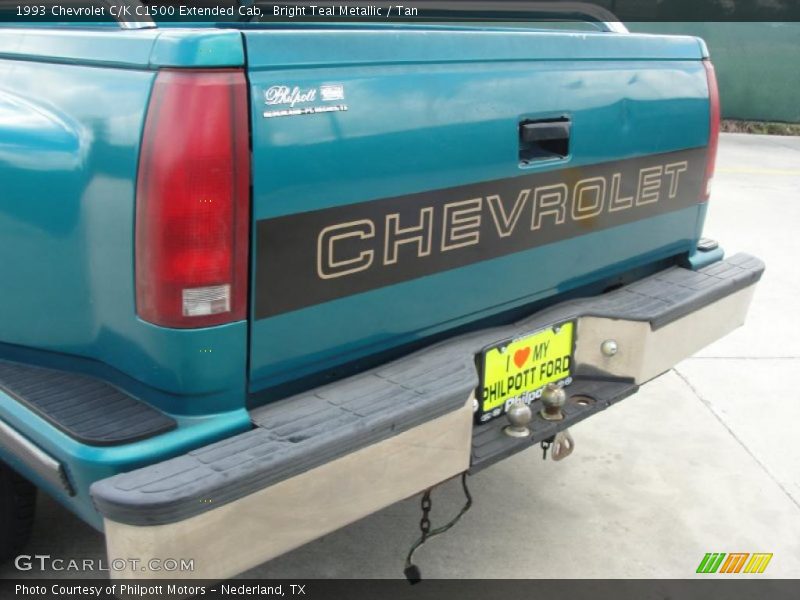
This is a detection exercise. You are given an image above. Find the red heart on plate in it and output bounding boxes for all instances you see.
[513,347,530,368]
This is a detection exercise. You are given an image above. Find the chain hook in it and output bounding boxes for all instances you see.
[551,429,575,461]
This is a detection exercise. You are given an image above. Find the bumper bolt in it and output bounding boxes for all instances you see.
[504,401,532,438]
[601,339,618,357]
[540,382,566,421]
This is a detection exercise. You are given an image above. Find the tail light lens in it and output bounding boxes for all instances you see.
[135,69,250,328]
[701,59,720,202]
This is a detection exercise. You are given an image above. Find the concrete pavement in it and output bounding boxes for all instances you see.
[2,133,798,579]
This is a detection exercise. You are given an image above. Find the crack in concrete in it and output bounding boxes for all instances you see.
[672,367,800,512]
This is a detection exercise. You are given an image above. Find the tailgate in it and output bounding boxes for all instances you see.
[243,27,710,395]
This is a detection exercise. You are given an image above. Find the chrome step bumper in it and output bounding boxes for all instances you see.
[91,253,764,580]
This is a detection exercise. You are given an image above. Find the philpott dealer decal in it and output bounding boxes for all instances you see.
[263,84,348,118]
[255,147,707,318]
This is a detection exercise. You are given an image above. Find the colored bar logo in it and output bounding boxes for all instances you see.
[697,553,773,574]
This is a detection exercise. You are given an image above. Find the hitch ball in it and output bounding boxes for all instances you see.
[504,400,532,438]
[540,382,566,421]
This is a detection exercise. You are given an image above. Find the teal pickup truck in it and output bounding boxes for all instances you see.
[0,7,764,580]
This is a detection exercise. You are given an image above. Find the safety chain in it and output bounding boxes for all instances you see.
[404,473,473,584]
[419,490,432,540]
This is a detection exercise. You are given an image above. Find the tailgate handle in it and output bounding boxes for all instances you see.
[519,118,571,163]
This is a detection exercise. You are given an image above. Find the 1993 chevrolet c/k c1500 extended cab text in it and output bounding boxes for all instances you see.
[0,3,764,580]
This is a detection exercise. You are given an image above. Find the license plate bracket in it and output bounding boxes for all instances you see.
[476,321,575,423]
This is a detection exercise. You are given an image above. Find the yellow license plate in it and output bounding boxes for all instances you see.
[477,321,574,423]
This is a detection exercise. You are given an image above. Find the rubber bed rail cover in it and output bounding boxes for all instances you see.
[91,253,763,525]
[0,361,176,446]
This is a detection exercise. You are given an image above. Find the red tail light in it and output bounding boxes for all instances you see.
[701,59,720,202]
[135,69,250,328]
